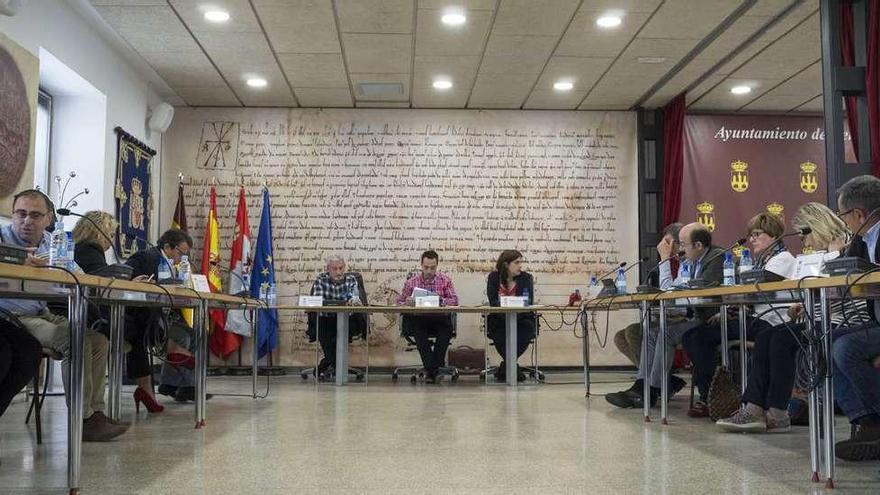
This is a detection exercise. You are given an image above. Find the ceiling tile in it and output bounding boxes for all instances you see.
[356,101,411,108]
[412,86,469,108]
[638,0,741,40]
[169,0,261,33]
[689,77,780,111]
[532,56,612,92]
[578,0,662,13]
[746,0,804,17]
[697,15,773,61]
[418,0,495,9]
[468,72,537,107]
[642,58,721,108]
[350,73,410,101]
[555,10,652,58]
[492,0,580,36]
[175,86,241,106]
[415,7,493,56]
[342,33,413,73]
[336,0,414,34]
[523,89,587,109]
[234,83,297,106]
[479,55,549,74]
[254,0,341,53]
[485,34,557,57]
[294,88,354,107]
[579,75,654,109]
[94,5,197,52]
[792,95,823,113]
[196,32,277,67]
[741,93,819,112]
[278,53,349,88]
[139,51,226,87]
[413,55,480,88]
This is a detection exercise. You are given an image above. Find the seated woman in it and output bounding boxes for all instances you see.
[73,212,195,412]
[486,250,536,382]
[716,202,871,432]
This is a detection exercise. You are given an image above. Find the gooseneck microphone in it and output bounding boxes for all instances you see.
[621,257,650,275]
[756,228,811,266]
[595,261,626,282]
[698,237,748,271]
[56,208,124,264]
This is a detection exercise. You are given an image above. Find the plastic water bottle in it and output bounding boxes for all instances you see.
[349,289,361,306]
[588,275,600,298]
[49,220,67,268]
[157,257,172,282]
[266,283,277,307]
[65,232,75,269]
[522,288,530,305]
[739,248,754,275]
[177,255,192,287]
[722,251,736,286]
[679,263,691,285]
[615,267,627,294]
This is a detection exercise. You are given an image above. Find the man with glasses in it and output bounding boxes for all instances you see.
[606,222,724,409]
[0,189,127,441]
[125,228,207,402]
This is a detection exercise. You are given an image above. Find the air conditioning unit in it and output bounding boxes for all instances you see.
[0,0,26,16]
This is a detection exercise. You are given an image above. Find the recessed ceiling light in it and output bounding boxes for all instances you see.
[731,85,752,95]
[433,79,453,90]
[596,15,622,28]
[553,81,574,91]
[246,77,267,88]
[204,10,230,23]
[441,12,466,26]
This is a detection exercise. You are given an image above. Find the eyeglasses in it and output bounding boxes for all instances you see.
[837,208,855,218]
[12,210,48,221]
[748,230,765,239]
[174,245,190,257]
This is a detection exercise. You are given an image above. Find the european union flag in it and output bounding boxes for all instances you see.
[249,188,278,359]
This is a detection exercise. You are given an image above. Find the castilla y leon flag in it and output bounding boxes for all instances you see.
[224,186,251,339]
[202,186,231,358]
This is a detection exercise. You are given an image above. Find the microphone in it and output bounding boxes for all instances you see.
[699,237,748,270]
[637,251,684,293]
[56,208,133,279]
[595,261,627,283]
[756,228,811,266]
[621,257,649,275]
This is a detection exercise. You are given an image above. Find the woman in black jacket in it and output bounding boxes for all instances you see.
[486,250,536,382]
[72,211,164,413]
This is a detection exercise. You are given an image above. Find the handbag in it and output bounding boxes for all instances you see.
[708,366,742,421]
[447,345,485,371]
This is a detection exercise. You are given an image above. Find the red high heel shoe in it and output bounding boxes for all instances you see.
[167,352,196,370]
[134,387,164,414]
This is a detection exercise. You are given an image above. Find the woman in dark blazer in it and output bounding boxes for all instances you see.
[72,211,164,413]
[486,250,536,381]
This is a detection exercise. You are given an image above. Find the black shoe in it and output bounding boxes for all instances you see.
[836,426,880,461]
[174,387,213,403]
[606,390,641,408]
[157,385,178,398]
[669,375,687,398]
[517,368,527,382]
[424,370,438,384]
[494,362,506,381]
[319,365,335,382]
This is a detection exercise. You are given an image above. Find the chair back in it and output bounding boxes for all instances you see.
[306,271,370,342]
[399,270,457,340]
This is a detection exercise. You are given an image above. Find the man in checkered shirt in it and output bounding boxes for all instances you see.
[310,255,362,375]
[396,250,459,383]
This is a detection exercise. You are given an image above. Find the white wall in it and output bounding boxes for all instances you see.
[0,0,166,236]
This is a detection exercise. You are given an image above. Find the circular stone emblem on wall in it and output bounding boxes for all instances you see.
[0,45,31,197]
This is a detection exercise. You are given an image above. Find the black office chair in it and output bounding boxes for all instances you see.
[392,313,460,384]
[300,272,369,382]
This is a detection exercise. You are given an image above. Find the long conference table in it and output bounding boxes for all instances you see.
[0,263,263,495]
[585,272,880,488]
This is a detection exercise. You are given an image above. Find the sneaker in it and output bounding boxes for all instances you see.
[766,414,791,433]
[605,390,640,409]
[716,408,766,432]
[836,426,880,461]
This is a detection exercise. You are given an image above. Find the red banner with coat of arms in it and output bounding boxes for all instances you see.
[678,114,853,254]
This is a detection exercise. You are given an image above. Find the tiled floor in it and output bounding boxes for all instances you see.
[1,372,879,494]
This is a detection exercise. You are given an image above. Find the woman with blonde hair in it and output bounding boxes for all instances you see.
[717,202,871,432]
[73,211,166,414]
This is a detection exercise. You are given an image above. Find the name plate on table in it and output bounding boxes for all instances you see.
[415,295,440,307]
[500,296,527,307]
[299,295,323,307]
[190,274,211,292]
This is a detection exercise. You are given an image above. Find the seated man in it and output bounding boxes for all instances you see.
[309,255,362,378]
[613,223,682,367]
[125,228,207,403]
[682,212,795,418]
[0,189,126,441]
[395,250,459,384]
[606,222,724,409]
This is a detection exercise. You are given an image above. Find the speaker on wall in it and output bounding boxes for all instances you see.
[148,102,174,134]
[0,0,26,16]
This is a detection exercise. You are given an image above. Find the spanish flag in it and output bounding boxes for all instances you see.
[202,186,231,358]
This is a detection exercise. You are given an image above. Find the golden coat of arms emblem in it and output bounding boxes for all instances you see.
[799,161,819,193]
[697,201,716,232]
[766,202,784,218]
[730,160,749,192]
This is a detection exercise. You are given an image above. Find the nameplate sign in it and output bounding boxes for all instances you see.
[299,295,323,307]
[500,296,527,308]
[190,274,211,292]
[415,295,440,307]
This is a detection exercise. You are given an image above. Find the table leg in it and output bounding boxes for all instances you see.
[251,308,259,399]
[506,312,518,387]
[194,301,205,428]
[819,287,835,488]
[803,289,821,482]
[659,299,668,424]
[738,305,748,394]
[719,305,729,368]
[67,286,86,494]
[107,304,125,421]
[641,301,651,422]
[583,308,591,397]
[336,313,349,386]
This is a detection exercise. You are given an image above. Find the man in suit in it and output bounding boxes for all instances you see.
[606,222,725,409]
[830,175,880,460]
[125,228,207,402]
